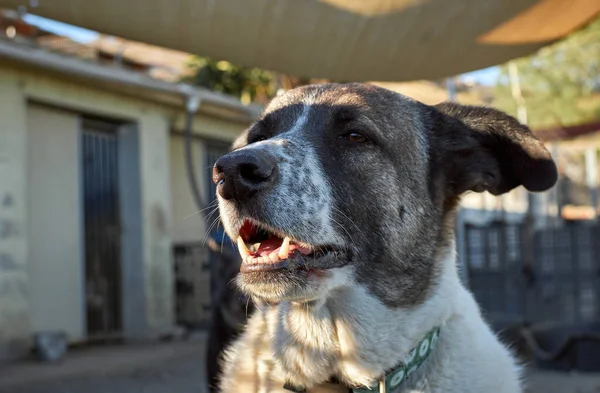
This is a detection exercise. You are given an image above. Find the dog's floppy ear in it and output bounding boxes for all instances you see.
[431,102,558,198]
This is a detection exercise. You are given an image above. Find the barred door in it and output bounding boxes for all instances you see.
[82,120,122,337]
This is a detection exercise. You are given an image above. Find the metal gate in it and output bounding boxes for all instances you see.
[82,120,122,338]
[464,220,600,327]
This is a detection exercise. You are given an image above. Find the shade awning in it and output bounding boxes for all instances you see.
[1,0,598,82]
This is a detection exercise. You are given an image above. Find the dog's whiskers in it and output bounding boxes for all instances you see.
[330,215,359,252]
[218,221,226,255]
[331,205,366,241]
[193,208,220,236]
[201,216,222,247]
[183,200,219,220]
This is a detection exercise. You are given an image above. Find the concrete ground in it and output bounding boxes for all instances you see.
[0,335,209,393]
[525,371,600,393]
[0,333,599,393]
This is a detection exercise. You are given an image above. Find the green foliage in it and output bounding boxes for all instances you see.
[493,16,600,130]
[181,57,277,104]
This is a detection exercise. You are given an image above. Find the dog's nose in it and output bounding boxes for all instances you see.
[212,150,276,201]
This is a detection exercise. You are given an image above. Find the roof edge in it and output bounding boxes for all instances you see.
[0,39,262,119]
[536,120,600,141]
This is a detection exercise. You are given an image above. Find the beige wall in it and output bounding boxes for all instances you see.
[170,137,206,244]
[0,65,172,354]
[138,113,175,332]
[26,104,84,341]
[0,70,30,361]
[16,68,178,336]
[0,63,251,357]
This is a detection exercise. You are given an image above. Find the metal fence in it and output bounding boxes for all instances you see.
[173,242,212,329]
[464,220,600,327]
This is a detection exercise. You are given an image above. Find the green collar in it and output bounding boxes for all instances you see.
[352,326,440,393]
[284,327,440,393]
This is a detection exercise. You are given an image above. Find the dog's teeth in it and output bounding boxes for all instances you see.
[269,252,280,262]
[279,237,291,259]
[237,236,250,260]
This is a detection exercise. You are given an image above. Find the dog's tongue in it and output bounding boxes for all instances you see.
[253,237,312,258]
[255,237,284,257]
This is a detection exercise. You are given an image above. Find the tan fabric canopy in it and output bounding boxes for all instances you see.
[1,0,598,81]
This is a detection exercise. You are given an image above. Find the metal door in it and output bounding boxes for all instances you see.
[82,120,122,338]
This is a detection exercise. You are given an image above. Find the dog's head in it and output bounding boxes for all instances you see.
[213,83,557,306]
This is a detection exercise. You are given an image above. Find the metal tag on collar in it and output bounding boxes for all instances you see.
[378,377,386,393]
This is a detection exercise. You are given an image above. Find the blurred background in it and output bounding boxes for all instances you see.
[0,1,599,392]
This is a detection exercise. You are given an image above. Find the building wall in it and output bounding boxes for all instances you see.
[138,113,174,333]
[0,64,253,358]
[16,68,178,337]
[169,137,206,244]
[26,104,84,342]
[0,71,30,361]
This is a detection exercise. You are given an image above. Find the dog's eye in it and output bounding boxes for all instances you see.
[342,132,369,143]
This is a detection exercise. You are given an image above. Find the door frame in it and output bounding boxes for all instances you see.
[78,117,145,340]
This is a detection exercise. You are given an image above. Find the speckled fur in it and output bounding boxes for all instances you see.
[215,83,557,393]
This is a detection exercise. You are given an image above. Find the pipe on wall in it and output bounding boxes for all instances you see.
[182,94,209,220]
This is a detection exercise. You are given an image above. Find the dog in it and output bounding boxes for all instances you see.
[211,83,557,393]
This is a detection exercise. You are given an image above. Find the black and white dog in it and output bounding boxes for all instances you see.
[212,83,557,392]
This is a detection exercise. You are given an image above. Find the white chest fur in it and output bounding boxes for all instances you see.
[219,254,523,393]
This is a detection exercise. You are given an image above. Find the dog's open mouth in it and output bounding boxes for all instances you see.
[236,219,340,273]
